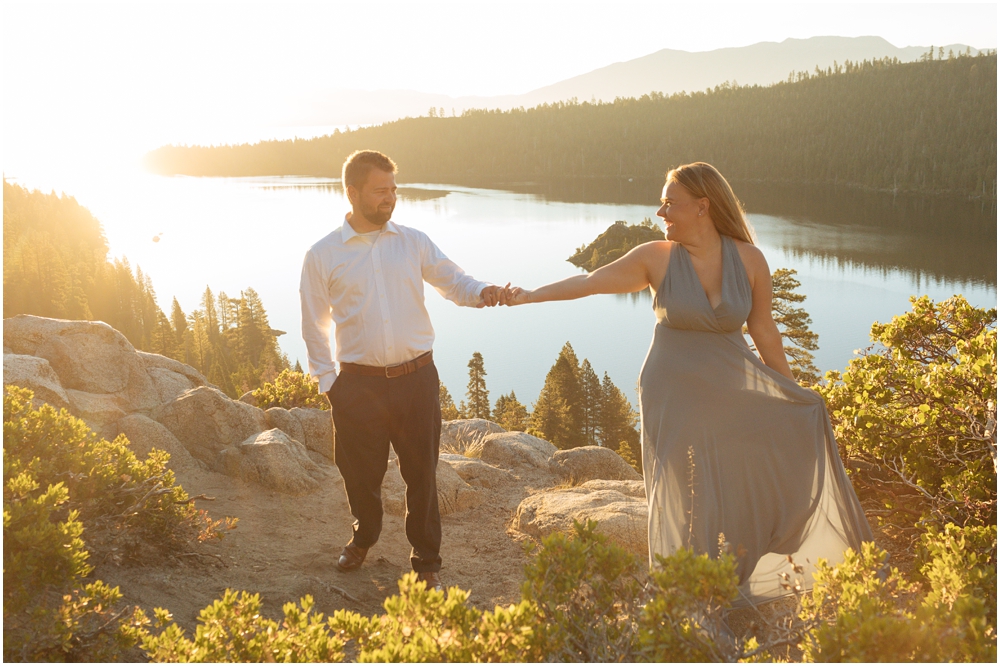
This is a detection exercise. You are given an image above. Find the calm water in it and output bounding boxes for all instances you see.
[6,171,996,406]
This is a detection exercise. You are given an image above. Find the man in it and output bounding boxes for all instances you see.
[300,150,507,592]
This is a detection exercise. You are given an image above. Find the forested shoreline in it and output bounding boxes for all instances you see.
[145,52,996,199]
[3,181,289,397]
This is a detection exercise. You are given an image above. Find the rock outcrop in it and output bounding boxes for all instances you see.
[66,389,130,429]
[440,453,516,489]
[478,432,557,470]
[514,487,649,555]
[264,408,307,450]
[152,386,267,468]
[381,458,482,516]
[579,479,646,498]
[111,413,201,472]
[3,353,70,410]
[4,316,158,413]
[439,418,506,454]
[550,446,642,483]
[3,315,654,549]
[290,407,335,460]
[219,429,330,495]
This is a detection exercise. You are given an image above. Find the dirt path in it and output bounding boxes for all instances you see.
[95,459,542,634]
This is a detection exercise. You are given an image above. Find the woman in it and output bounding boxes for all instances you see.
[506,163,872,603]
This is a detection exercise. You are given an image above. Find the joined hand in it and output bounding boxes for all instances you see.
[478,283,511,307]
[478,283,532,307]
[504,286,531,306]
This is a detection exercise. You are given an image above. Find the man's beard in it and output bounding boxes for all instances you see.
[362,202,394,226]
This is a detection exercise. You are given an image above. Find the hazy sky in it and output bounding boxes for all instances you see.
[2,1,996,172]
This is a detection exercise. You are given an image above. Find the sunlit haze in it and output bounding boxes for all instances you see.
[2,1,996,398]
[2,1,996,183]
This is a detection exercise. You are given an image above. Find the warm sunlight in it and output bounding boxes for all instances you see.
[3,2,996,662]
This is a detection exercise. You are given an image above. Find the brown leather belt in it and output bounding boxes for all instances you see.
[339,351,433,379]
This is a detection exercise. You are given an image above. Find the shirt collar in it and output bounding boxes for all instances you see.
[341,215,400,243]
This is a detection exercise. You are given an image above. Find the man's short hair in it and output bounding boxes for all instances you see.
[342,150,397,193]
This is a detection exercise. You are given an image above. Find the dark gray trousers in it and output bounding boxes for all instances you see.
[326,361,442,573]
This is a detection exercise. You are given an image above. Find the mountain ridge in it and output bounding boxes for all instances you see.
[286,36,982,126]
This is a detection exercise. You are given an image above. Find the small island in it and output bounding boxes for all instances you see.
[567,219,665,272]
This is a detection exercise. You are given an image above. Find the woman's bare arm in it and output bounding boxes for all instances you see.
[508,242,665,305]
[742,246,795,381]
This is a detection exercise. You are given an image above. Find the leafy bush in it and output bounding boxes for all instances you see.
[521,521,646,661]
[801,532,997,662]
[126,591,346,662]
[3,386,233,661]
[3,386,231,557]
[916,523,997,631]
[334,574,540,662]
[819,295,997,540]
[129,574,541,662]
[3,469,132,661]
[251,369,329,410]
[639,548,741,661]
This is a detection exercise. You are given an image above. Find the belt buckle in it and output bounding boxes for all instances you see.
[385,363,405,379]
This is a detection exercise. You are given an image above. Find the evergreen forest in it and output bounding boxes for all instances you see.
[3,181,288,397]
[440,345,643,471]
[145,51,996,199]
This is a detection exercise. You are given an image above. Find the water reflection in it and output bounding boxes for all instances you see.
[449,177,996,288]
[255,179,452,202]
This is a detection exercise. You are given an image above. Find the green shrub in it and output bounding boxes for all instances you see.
[521,520,646,661]
[3,386,231,556]
[252,369,329,410]
[638,548,741,661]
[335,573,540,662]
[917,523,997,633]
[3,468,133,661]
[130,574,541,662]
[801,535,997,662]
[3,386,232,661]
[818,295,997,537]
[127,590,346,662]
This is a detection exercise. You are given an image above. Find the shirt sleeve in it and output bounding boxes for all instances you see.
[419,233,491,307]
[299,249,338,393]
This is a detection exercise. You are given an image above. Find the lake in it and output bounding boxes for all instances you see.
[5,170,996,407]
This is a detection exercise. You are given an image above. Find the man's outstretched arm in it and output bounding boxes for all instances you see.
[419,233,506,308]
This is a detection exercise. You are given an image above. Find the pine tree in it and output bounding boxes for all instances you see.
[170,297,188,349]
[465,352,490,419]
[580,359,602,446]
[616,440,640,473]
[555,343,586,445]
[770,268,821,385]
[598,372,641,471]
[439,381,460,421]
[528,385,573,448]
[529,343,588,448]
[493,391,529,431]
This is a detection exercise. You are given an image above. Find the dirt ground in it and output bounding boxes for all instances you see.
[94,456,548,639]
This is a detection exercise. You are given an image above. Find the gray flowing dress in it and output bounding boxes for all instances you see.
[638,234,872,604]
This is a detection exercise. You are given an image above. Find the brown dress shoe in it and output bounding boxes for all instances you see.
[337,543,368,572]
[416,571,444,593]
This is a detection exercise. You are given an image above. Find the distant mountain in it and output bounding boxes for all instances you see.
[285,36,981,126]
[148,54,997,199]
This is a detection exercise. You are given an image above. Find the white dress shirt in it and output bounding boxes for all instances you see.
[300,217,490,393]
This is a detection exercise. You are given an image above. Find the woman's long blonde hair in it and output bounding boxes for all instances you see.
[666,162,756,245]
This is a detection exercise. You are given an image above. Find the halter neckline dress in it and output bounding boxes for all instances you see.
[638,234,872,604]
